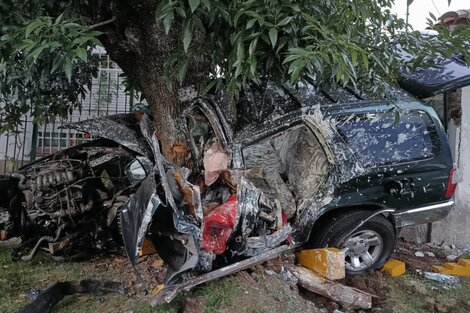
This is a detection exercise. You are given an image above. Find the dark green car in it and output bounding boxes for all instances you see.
[229,82,456,274]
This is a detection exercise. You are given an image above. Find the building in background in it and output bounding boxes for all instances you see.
[0,48,139,174]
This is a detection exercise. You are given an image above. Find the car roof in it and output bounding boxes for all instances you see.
[231,82,425,144]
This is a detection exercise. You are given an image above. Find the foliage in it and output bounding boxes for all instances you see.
[157,0,469,95]
[0,0,469,132]
[0,0,100,132]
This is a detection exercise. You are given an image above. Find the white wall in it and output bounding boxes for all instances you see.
[431,86,470,249]
[0,121,33,168]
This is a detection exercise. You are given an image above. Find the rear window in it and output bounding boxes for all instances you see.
[335,110,439,166]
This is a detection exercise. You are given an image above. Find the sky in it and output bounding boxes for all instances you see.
[392,0,469,29]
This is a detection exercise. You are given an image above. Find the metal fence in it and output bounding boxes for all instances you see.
[0,58,138,175]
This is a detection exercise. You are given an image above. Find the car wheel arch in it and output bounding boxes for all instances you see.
[306,204,397,245]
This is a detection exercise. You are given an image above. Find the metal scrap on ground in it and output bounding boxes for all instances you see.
[18,280,125,313]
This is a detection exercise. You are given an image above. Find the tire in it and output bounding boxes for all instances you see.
[310,210,396,275]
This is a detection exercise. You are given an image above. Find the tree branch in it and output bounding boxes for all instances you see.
[89,16,116,30]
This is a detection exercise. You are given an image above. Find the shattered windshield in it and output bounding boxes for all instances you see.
[335,109,439,167]
[236,83,301,131]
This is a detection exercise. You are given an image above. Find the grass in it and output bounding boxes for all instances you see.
[0,247,240,313]
[382,274,470,313]
[3,243,470,313]
[154,277,240,313]
[0,247,93,313]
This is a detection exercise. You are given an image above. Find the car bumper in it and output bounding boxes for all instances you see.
[392,200,454,228]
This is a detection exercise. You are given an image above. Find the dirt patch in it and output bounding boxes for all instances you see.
[392,239,449,272]
[218,270,321,313]
[346,270,390,304]
[182,296,207,313]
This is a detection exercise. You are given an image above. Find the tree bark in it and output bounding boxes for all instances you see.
[144,81,189,165]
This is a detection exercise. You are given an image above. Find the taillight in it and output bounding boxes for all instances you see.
[444,168,458,198]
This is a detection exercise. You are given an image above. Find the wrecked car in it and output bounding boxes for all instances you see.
[0,81,456,303]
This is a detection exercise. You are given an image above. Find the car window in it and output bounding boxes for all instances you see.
[335,110,439,166]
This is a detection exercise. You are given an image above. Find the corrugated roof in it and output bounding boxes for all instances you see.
[436,9,470,28]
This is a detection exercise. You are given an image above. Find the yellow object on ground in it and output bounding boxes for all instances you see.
[381,259,406,277]
[432,259,470,276]
[139,239,156,257]
[151,284,165,296]
[296,248,345,280]
[458,259,470,267]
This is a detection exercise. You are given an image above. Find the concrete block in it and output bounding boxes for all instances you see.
[296,248,345,280]
[432,260,470,276]
[381,259,406,277]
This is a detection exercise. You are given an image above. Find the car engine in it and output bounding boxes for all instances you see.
[10,142,146,260]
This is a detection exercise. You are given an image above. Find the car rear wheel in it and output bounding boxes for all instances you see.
[311,210,396,275]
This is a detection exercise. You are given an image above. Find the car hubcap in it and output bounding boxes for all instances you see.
[341,230,383,272]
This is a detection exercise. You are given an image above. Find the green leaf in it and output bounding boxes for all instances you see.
[0,34,11,41]
[236,38,244,61]
[246,18,257,29]
[155,1,171,21]
[75,47,87,62]
[276,17,293,27]
[362,53,369,71]
[201,79,218,95]
[25,21,42,39]
[182,20,193,52]
[351,49,357,65]
[234,10,244,26]
[177,60,188,83]
[64,58,72,81]
[175,7,186,17]
[249,37,258,56]
[189,0,200,12]
[283,53,301,64]
[50,54,64,74]
[250,57,257,76]
[163,11,174,34]
[290,61,304,84]
[268,28,278,48]
[16,39,34,51]
[54,13,64,25]
[27,45,46,61]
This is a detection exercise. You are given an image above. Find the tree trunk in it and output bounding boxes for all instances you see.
[143,80,189,166]
[83,1,210,165]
